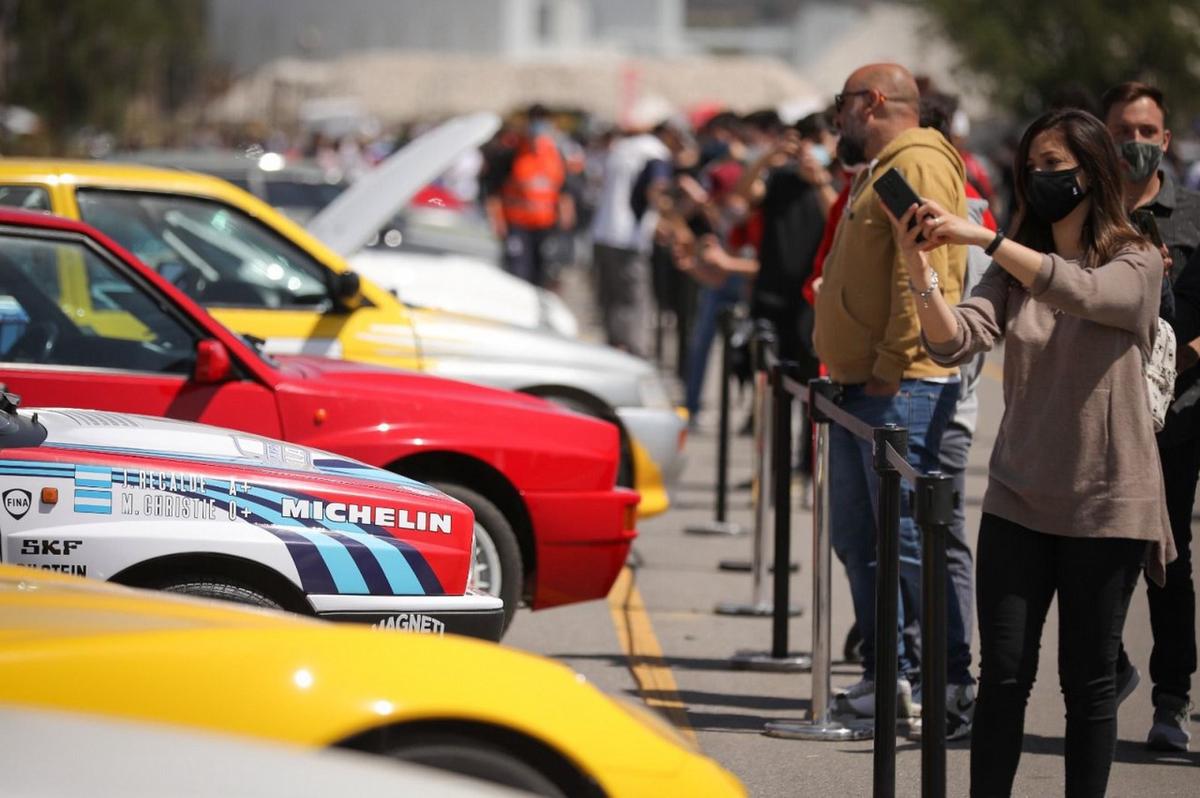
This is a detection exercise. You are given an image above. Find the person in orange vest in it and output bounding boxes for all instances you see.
[485,104,575,287]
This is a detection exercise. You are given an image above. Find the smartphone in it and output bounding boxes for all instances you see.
[874,167,925,242]
[1131,209,1164,248]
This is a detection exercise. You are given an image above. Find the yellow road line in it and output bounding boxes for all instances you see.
[608,565,698,745]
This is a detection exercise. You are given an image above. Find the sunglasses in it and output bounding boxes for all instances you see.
[834,89,874,112]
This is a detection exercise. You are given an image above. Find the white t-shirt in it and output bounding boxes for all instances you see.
[590,133,669,251]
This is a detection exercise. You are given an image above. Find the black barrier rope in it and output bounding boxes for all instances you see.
[744,320,951,798]
[883,440,921,486]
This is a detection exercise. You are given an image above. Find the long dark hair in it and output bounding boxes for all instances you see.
[1010,108,1143,269]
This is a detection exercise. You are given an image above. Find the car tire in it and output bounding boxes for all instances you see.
[430,482,522,635]
[158,579,282,610]
[386,733,566,797]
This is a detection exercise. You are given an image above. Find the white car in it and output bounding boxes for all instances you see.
[0,401,503,639]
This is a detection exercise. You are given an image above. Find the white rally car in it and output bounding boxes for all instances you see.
[0,397,504,639]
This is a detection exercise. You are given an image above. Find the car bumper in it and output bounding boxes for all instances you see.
[310,591,505,641]
[616,406,687,518]
[525,487,639,610]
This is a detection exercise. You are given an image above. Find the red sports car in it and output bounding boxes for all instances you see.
[0,208,637,633]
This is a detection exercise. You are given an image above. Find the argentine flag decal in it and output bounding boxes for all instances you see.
[74,465,113,514]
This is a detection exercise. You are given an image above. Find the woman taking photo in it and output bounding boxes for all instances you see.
[883,107,1176,797]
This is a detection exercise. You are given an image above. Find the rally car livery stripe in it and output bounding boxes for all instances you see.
[265,527,340,595]
[147,477,442,597]
[1,459,446,598]
[324,532,394,595]
[39,443,441,497]
[311,458,438,494]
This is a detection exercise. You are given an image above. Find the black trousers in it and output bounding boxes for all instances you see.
[971,514,1146,798]
[1146,438,1199,704]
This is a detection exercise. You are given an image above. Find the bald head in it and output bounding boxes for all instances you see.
[836,63,921,160]
[845,64,920,116]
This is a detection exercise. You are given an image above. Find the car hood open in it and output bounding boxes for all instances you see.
[306,112,500,257]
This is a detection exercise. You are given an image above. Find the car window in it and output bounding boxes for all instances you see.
[0,186,51,212]
[0,234,196,374]
[76,189,333,310]
[263,180,345,224]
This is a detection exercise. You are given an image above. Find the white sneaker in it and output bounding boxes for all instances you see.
[833,677,916,719]
[909,683,975,741]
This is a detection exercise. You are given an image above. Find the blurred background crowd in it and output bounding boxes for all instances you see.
[2,2,1200,391]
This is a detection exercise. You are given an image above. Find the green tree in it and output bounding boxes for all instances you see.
[0,0,208,151]
[914,0,1200,123]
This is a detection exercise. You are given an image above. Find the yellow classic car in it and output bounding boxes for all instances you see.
[0,161,686,517]
[0,565,744,797]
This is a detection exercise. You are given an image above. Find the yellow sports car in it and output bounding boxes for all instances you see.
[0,565,744,797]
[0,160,686,517]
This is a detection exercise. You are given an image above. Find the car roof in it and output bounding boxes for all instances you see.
[0,158,254,200]
[0,206,95,235]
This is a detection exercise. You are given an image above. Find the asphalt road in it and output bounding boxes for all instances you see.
[504,268,1200,797]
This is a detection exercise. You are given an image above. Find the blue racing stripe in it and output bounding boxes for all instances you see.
[73,478,113,488]
[264,528,337,594]
[326,532,392,595]
[74,489,113,500]
[330,530,425,594]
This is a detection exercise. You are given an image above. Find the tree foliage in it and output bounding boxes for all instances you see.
[0,0,208,149]
[913,0,1200,124]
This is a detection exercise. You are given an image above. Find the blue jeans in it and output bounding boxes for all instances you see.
[830,379,962,682]
[684,277,743,417]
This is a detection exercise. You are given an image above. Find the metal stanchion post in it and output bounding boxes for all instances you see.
[767,379,872,740]
[687,309,745,537]
[731,362,808,671]
[872,425,907,798]
[716,325,800,617]
[914,472,955,798]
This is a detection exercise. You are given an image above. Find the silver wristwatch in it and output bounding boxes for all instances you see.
[908,268,940,309]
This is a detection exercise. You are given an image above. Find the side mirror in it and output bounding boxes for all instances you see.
[333,270,362,308]
[193,339,232,384]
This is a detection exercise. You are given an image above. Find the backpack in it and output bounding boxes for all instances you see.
[1145,317,1177,432]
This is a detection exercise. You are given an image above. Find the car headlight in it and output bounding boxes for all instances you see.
[637,374,672,409]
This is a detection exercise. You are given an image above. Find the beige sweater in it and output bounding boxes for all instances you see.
[925,244,1176,584]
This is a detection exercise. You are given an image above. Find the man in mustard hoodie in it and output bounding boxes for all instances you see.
[814,64,971,727]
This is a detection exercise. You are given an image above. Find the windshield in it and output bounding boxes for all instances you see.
[76,189,333,310]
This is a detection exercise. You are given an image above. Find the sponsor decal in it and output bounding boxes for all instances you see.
[20,539,82,556]
[17,540,86,577]
[372,613,446,635]
[19,562,87,577]
[3,488,31,519]
[281,498,452,534]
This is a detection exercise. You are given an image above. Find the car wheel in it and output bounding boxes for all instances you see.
[157,578,282,609]
[430,482,522,635]
[386,734,566,797]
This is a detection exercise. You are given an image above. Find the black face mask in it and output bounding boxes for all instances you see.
[1026,167,1088,223]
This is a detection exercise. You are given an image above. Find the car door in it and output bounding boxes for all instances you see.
[0,226,282,436]
[70,188,422,371]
